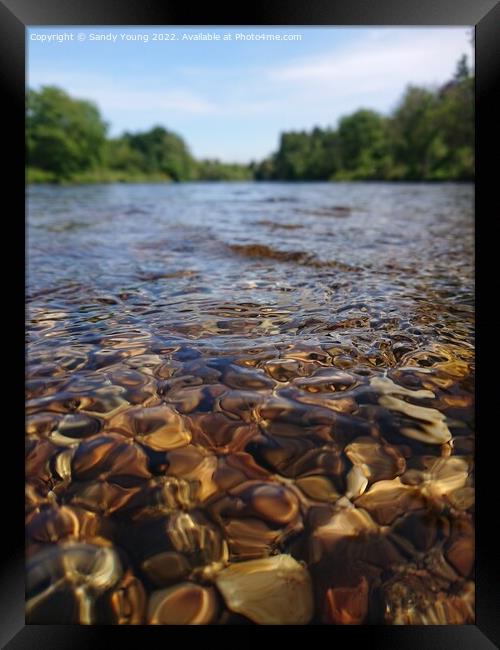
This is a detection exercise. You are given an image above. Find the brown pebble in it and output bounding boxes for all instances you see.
[107,571,147,624]
[148,583,218,624]
[109,405,192,451]
[324,576,369,624]
[345,436,406,483]
[26,504,103,545]
[445,517,474,577]
[141,551,191,586]
[72,433,151,481]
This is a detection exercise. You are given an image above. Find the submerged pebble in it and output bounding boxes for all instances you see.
[148,583,219,624]
[215,554,314,624]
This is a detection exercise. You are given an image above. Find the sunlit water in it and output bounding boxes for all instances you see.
[26,182,474,625]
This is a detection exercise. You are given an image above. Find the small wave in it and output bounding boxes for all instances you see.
[44,220,91,232]
[294,205,352,217]
[228,243,308,263]
[137,270,198,281]
[255,220,304,230]
[228,243,360,272]
[259,197,300,204]
[123,206,151,215]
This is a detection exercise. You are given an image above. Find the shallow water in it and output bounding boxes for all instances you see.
[26,182,474,624]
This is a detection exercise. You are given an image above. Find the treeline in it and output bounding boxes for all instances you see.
[26,86,253,182]
[255,55,474,181]
[26,55,473,184]
[26,87,252,183]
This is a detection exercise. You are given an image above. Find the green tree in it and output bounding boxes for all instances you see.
[454,54,470,82]
[254,156,277,180]
[122,126,196,180]
[304,128,341,179]
[389,55,474,181]
[432,65,474,180]
[273,131,312,179]
[196,158,252,180]
[103,137,145,173]
[27,86,108,179]
[390,86,441,179]
[337,109,391,179]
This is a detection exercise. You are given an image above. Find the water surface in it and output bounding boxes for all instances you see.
[26,182,475,624]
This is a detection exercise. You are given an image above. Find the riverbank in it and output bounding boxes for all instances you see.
[27,169,474,186]
[27,166,254,185]
[27,167,174,185]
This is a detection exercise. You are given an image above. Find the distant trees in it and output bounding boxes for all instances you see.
[117,127,196,181]
[267,129,340,180]
[390,86,441,179]
[256,55,474,182]
[434,56,474,179]
[255,129,341,180]
[105,129,255,181]
[337,110,391,179]
[102,137,145,174]
[195,159,252,180]
[27,86,108,180]
[27,55,474,184]
[388,56,474,180]
[26,90,249,182]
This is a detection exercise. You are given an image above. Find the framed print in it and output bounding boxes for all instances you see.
[1,0,499,646]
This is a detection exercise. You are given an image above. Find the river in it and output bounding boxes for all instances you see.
[26,181,475,624]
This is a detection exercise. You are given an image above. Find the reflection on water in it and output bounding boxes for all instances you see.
[26,182,474,624]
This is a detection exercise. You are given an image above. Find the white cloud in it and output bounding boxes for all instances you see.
[269,28,472,95]
[27,70,217,114]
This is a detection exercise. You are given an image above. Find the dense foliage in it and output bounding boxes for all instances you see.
[27,86,108,180]
[256,56,474,182]
[195,159,253,181]
[27,56,474,184]
[106,127,197,181]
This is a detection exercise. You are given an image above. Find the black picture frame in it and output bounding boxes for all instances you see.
[3,0,499,646]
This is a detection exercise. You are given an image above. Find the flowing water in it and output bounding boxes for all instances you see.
[26,181,474,624]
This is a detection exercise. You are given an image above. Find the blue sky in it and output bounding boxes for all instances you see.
[27,27,473,163]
